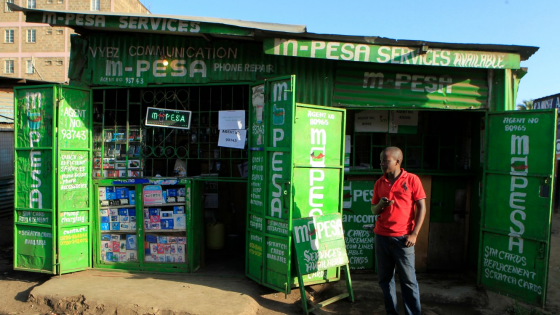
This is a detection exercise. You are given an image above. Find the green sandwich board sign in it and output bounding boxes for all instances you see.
[245,76,347,294]
[14,85,92,274]
[145,107,192,129]
[292,213,349,275]
[292,213,354,314]
[479,110,556,307]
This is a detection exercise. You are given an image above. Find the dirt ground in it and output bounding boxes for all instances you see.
[0,217,53,315]
[1,214,559,315]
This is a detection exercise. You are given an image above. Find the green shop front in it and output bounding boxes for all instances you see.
[10,4,556,307]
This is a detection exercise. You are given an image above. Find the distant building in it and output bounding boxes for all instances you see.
[533,93,560,109]
[1,0,150,83]
[0,0,149,216]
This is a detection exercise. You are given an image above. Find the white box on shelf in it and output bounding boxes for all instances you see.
[174,214,186,229]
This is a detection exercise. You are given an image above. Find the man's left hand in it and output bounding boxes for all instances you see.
[404,233,417,247]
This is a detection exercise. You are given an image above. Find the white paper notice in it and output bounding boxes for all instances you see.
[354,110,389,132]
[392,110,418,126]
[218,129,247,149]
[219,110,245,130]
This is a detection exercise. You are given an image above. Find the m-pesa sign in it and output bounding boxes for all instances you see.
[292,214,349,275]
[24,9,252,36]
[480,111,556,306]
[264,38,521,69]
[84,33,274,87]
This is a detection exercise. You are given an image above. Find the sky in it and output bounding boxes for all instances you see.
[146,0,559,104]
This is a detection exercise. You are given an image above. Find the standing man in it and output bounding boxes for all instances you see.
[371,147,426,315]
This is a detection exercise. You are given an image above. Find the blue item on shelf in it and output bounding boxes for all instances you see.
[146,234,157,243]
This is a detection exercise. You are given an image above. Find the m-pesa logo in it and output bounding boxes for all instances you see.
[309,128,326,167]
[308,127,327,217]
[269,82,289,219]
[294,217,344,251]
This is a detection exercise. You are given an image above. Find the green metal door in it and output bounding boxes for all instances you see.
[246,82,266,283]
[14,85,57,273]
[246,77,346,293]
[291,104,346,285]
[478,110,556,307]
[186,179,203,272]
[56,86,93,273]
[246,77,295,293]
[14,85,93,274]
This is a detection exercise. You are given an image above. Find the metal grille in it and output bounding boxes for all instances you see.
[349,110,479,173]
[93,85,249,178]
[0,130,14,177]
[0,129,14,218]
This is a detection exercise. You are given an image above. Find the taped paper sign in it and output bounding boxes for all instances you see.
[219,110,245,130]
[218,129,247,149]
[354,110,389,132]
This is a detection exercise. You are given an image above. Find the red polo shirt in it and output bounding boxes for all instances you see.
[371,169,426,237]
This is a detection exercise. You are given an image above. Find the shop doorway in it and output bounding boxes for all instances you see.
[345,109,485,271]
[197,179,247,275]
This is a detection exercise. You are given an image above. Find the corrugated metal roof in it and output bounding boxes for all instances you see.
[294,33,538,61]
[8,3,538,61]
[8,4,306,34]
[534,92,560,103]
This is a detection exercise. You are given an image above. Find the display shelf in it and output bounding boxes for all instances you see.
[99,204,137,210]
[98,185,139,263]
[144,232,187,263]
[144,203,186,207]
[142,184,188,264]
[93,125,145,179]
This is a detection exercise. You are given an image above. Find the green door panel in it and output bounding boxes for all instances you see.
[478,110,556,307]
[246,77,347,294]
[14,85,93,274]
[14,86,57,273]
[57,86,92,273]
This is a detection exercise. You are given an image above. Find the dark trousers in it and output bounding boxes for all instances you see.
[375,234,421,315]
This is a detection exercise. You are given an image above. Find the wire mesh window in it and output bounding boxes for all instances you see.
[348,110,480,173]
[92,85,249,179]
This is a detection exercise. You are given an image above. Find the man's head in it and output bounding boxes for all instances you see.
[380,147,403,174]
